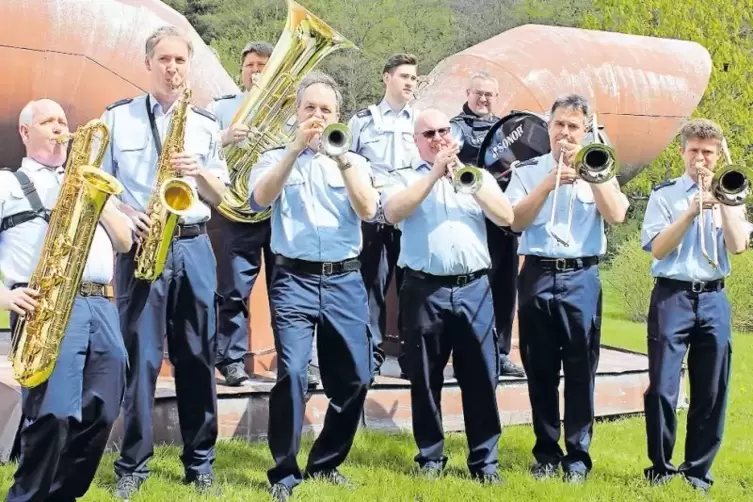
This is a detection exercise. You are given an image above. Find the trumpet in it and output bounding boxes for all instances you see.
[319,123,352,157]
[548,112,618,246]
[452,164,483,194]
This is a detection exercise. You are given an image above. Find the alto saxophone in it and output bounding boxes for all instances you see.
[9,120,124,388]
[133,86,195,281]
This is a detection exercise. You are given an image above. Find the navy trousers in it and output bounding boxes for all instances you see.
[6,296,127,502]
[644,280,732,490]
[360,221,404,373]
[400,271,501,476]
[113,235,218,482]
[266,263,371,491]
[486,220,519,358]
[517,259,602,474]
[214,216,273,369]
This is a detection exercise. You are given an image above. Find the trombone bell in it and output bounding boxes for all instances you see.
[452,165,483,195]
[320,123,351,157]
[573,143,617,184]
[710,163,753,206]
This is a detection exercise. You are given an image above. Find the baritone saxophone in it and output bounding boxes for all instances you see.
[9,119,124,388]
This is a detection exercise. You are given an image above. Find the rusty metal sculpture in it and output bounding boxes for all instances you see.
[412,24,712,184]
[0,0,239,168]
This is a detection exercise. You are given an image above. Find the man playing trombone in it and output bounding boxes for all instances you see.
[640,119,749,493]
[248,71,378,501]
[505,93,629,483]
[381,108,513,483]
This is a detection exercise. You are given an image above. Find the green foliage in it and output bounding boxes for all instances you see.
[608,232,753,332]
[603,196,647,265]
[581,1,753,196]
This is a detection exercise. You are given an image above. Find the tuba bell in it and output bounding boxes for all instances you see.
[216,0,357,223]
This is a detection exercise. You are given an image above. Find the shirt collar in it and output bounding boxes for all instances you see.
[147,93,180,116]
[681,173,697,192]
[21,157,63,174]
[378,98,413,120]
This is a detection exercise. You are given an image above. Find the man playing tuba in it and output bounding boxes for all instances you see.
[0,99,131,501]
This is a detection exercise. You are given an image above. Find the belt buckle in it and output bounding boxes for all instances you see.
[80,282,92,296]
[555,258,567,271]
[174,225,183,239]
[456,275,469,287]
[691,280,705,293]
[322,262,334,275]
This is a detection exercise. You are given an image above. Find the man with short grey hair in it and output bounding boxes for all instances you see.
[506,93,629,484]
[249,70,378,501]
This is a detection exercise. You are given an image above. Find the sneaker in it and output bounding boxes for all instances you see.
[114,475,142,500]
[531,462,558,480]
[563,470,587,484]
[499,356,525,377]
[475,471,503,485]
[417,463,444,480]
[185,472,220,495]
[307,365,320,388]
[270,483,291,501]
[305,468,355,488]
[221,362,251,386]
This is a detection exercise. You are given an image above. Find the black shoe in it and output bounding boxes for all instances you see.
[305,468,355,488]
[307,366,320,388]
[114,475,142,500]
[417,463,443,480]
[475,471,503,485]
[499,356,525,377]
[221,362,251,386]
[644,467,675,486]
[530,462,558,480]
[563,470,587,484]
[270,483,291,501]
[185,472,220,495]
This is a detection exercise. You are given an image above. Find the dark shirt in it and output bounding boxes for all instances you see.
[450,102,499,166]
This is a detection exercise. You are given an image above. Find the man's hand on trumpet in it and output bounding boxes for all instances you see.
[292,116,325,154]
[430,141,460,181]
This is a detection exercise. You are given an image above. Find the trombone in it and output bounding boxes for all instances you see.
[548,112,618,246]
[698,137,753,269]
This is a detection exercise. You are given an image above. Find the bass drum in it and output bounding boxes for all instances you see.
[477,110,551,191]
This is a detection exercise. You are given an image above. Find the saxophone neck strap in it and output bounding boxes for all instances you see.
[0,171,51,232]
[146,95,163,155]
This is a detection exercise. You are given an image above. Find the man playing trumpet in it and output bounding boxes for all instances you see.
[505,94,629,483]
[640,119,749,493]
[381,108,513,483]
[248,71,378,501]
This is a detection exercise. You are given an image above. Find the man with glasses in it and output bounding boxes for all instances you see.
[451,72,525,378]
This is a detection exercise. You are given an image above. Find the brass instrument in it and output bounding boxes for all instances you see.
[548,112,618,246]
[319,123,351,157]
[216,0,357,223]
[710,138,753,206]
[133,87,195,281]
[9,120,123,388]
[452,164,483,194]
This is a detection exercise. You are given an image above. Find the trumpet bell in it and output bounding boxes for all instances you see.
[573,143,617,183]
[321,123,351,157]
[710,163,753,206]
[453,165,483,194]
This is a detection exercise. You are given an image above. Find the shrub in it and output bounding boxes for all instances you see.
[608,233,753,332]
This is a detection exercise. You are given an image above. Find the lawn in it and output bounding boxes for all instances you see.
[1,278,751,501]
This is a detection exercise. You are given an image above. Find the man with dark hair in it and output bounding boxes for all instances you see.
[348,53,420,378]
[505,93,629,484]
[641,118,749,494]
[207,41,319,388]
[451,71,525,378]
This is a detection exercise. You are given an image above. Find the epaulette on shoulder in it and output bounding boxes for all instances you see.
[105,97,133,111]
[191,106,216,122]
[213,94,237,101]
[516,158,539,168]
[356,108,371,119]
[652,179,677,192]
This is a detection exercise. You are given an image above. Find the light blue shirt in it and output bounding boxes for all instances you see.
[247,147,376,262]
[99,94,230,225]
[506,153,628,258]
[382,161,500,275]
[641,174,743,281]
[347,99,419,189]
[205,92,245,130]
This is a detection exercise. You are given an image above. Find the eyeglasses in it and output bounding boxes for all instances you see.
[470,90,497,99]
[420,127,451,139]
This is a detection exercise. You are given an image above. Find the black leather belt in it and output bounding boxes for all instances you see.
[12,281,113,298]
[655,277,724,293]
[275,255,361,275]
[405,268,488,287]
[526,255,599,271]
[174,222,207,239]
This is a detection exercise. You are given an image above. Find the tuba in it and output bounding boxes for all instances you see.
[9,120,123,388]
[215,0,357,223]
[133,86,196,281]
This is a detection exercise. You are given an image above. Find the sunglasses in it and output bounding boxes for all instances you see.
[419,127,451,139]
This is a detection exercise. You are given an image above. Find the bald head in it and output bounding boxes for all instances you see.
[19,99,69,167]
[414,108,452,163]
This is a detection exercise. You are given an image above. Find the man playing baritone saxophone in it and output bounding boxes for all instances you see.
[381,108,512,483]
[99,26,229,499]
[207,41,324,387]
[248,71,378,501]
[0,99,131,502]
[640,119,749,493]
[505,94,629,483]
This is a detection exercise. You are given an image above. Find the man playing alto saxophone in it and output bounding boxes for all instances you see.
[380,108,513,483]
[98,26,229,499]
[248,71,377,501]
[0,99,131,501]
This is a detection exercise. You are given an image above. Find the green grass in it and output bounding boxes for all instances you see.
[2,278,752,501]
